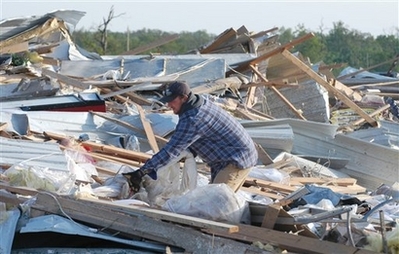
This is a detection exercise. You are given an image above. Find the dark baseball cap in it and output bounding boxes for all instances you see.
[160,81,191,103]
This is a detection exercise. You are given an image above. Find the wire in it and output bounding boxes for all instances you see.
[41,191,98,233]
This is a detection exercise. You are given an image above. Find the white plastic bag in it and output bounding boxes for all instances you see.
[163,183,248,224]
[5,163,74,194]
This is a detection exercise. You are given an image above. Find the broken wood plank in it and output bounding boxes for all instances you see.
[42,68,88,90]
[43,131,152,163]
[349,104,390,127]
[89,111,168,147]
[240,186,284,200]
[245,177,297,194]
[199,28,238,54]
[0,122,8,132]
[337,56,399,81]
[32,192,260,253]
[254,143,273,166]
[0,190,29,206]
[203,223,376,254]
[78,197,239,233]
[0,183,38,196]
[135,103,159,153]
[261,204,281,229]
[281,49,378,127]
[100,87,153,106]
[289,177,357,186]
[0,41,29,54]
[229,33,315,74]
[250,64,307,120]
[0,18,62,48]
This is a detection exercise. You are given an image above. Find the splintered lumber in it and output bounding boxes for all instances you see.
[0,189,29,205]
[203,223,376,254]
[0,18,62,49]
[240,186,284,200]
[261,204,281,229]
[0,122,8,131]
[289,177,357,186]
[0,183,38,196]
[89,111,168,147]
[337,56,399,81]
[43,131,152,163]
[245,177,297,194]
[349,104,390,127]
[42,68,89,90]
[281,49,378,127]
[81,141,151,163]
[289,177,366,194]
[32,192,262,253]
[100,87,152,106]
[77,197,238,233]
[254,143,273,166]
[229,33,314,74]
[250,64,306,120]
[135,103,159,153]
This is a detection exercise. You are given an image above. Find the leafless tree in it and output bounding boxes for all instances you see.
[97,5,125,54]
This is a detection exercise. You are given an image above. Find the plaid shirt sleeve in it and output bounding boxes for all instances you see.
[139,112,200,173]
[140,98,258,179]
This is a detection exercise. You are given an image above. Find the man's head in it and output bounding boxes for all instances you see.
[160,81,191,114]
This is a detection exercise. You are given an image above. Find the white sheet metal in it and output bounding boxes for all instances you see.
[0,209,20,254]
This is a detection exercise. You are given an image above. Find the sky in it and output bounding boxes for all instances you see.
[1,0,398,37]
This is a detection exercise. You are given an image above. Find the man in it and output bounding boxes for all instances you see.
[124,81,258,193]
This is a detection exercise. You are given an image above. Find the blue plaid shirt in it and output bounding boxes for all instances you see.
[140,98,258,181]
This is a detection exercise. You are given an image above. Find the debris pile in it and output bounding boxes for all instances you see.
[1,10,398,254]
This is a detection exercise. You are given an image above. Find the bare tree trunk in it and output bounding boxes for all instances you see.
[97,5,124,55]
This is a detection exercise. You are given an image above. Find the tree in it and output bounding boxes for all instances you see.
[95,5,125,55]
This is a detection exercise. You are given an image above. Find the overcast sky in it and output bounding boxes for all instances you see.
[1,0,398,36]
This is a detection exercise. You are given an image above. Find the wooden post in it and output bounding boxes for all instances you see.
[249,65,307,120]
[281,49,378,127]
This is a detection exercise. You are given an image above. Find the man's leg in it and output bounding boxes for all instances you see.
[213,164,251,192]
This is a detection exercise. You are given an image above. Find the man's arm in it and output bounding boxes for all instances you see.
[138,117,201,178]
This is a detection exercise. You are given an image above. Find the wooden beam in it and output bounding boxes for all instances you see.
[203,223,377,254]
[100,87,153,106]
[0,18,61,49]
[90,111,168,147]
[135,103,159,153]
[249,65,307,120]
[261,204,281,229]
[240,186,284,200]
[43,131,151,163]
[337,56,399,81]
[42,68,88,90]
[200,28,237,54]
[281,49,378,127]
[78,197,239,233]
[254,143,273,166]
[348,104,390,127]
[32,193,260,253]
[0,122,8,132]
[228,33,314,75]
[245,177,297,193]
[0,41,29,54]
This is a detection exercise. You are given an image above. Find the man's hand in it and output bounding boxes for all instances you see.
[122,169,145,193]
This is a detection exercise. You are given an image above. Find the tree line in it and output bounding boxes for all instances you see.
[72,21,399,76]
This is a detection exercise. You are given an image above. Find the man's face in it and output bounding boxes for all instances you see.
[167,95,187,114]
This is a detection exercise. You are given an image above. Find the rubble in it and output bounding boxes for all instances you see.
[1,10,398,254]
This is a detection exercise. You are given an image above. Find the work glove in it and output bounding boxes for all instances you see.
[122,169,157,193]
[122,169,145,193]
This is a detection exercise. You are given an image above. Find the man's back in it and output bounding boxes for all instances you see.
[179,98,258,177]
